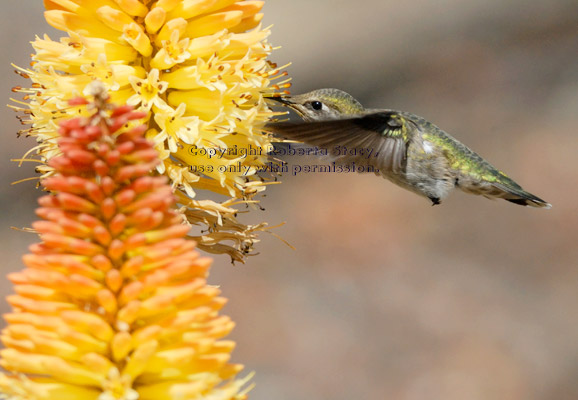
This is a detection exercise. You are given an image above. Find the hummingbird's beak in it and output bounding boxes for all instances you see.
[266,96,294,106]
[265,95,307,119]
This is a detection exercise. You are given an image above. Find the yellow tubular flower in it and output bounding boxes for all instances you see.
[0,86,252,399]
[12,0,290,263]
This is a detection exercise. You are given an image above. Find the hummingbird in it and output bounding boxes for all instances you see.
[267,88,551,208]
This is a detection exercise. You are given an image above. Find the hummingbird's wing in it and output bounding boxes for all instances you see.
[267,112,411,173]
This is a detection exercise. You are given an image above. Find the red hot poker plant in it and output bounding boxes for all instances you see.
[0,86,250,399]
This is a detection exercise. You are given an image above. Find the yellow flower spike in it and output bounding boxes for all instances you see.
[2,90,251,398]
[14,0,291,262]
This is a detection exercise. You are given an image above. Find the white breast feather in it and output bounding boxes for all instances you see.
[423,141,434,154]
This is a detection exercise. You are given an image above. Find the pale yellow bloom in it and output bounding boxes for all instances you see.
[154,102,201,148]
[152,29,192,68]
[127,68,170,111]
[12,0,290,262]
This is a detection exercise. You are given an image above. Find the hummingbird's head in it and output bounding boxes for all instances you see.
[270,88,365,121]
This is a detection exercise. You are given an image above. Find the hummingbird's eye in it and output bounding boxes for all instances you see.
[310,101,323,111]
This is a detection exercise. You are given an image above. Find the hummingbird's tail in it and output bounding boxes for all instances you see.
[490,182,552,209]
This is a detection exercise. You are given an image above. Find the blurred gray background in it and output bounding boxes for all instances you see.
[2,1,578,399]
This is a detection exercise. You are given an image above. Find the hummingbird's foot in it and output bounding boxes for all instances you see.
[429,197,441,206]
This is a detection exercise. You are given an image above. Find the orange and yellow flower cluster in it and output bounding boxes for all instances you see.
[1,87,250,399]
[13,0,289,262]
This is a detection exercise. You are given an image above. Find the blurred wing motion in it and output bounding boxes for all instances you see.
[268,112,410,173]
